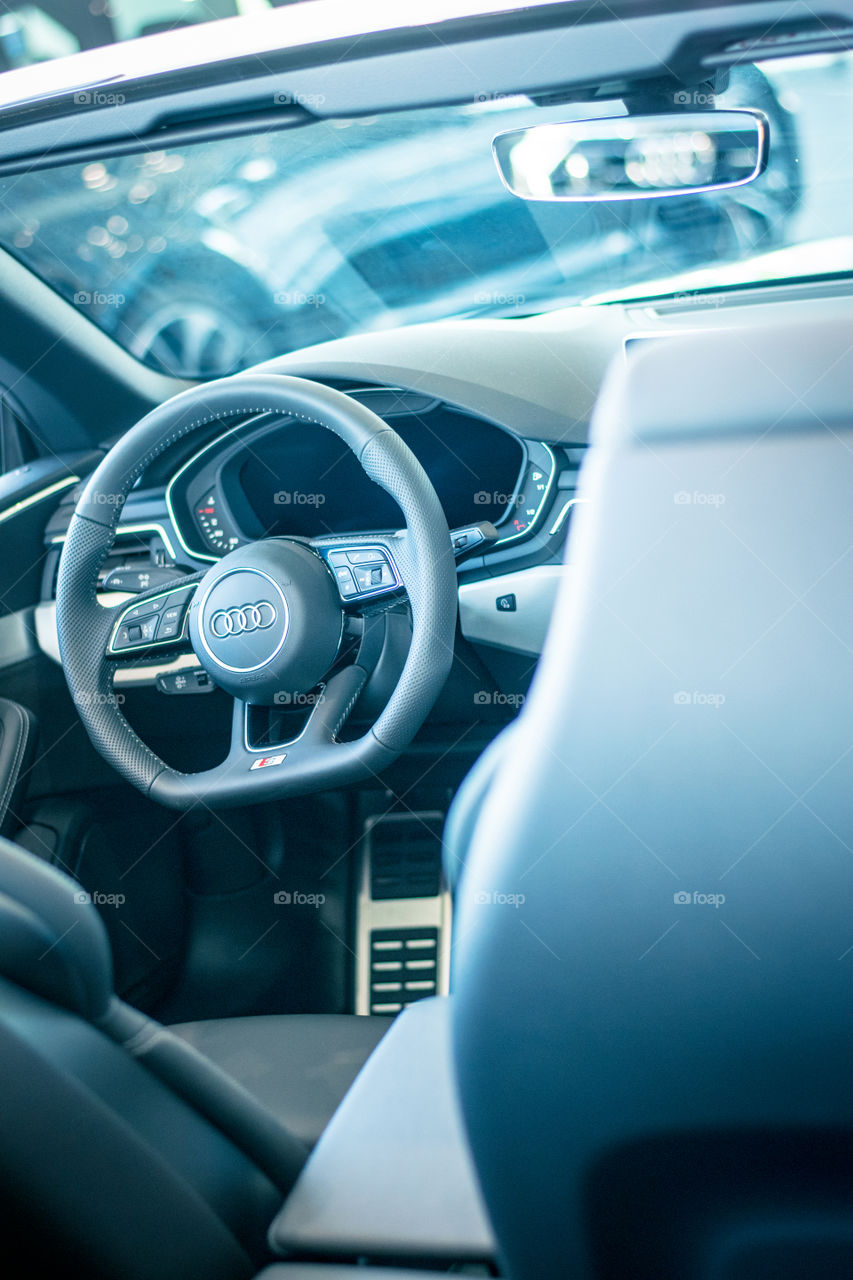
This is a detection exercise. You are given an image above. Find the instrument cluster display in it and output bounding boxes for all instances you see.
[168,391,528,558]
[236,403,525,539]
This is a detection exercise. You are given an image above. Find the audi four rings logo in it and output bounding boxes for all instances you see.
[209,601,277,638]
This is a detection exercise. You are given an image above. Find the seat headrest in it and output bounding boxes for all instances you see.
[0,839,113,1019]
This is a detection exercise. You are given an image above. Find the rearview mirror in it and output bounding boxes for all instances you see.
[492,109,768,202]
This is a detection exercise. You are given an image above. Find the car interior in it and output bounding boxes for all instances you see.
[0,1,852,1277]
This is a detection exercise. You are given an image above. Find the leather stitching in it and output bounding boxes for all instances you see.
[331,671,369,740]
[0,702,30,833]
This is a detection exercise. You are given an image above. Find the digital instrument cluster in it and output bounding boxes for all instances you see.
[166,389,554,561]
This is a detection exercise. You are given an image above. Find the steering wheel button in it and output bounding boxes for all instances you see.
[353,564,394,592]
[156,617,182,640]
[346,549,386,565]
[327,551,350,567]
[124,598,165,621]
[163,588,194,609]
[334,566,358,596]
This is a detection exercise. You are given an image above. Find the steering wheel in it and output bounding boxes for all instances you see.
[56,374,458,809]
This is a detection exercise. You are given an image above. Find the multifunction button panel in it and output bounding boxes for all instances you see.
[108,583,197,655]
[321,545,402,602]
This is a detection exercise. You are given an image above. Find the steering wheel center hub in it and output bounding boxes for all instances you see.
[198,567,288,672]
[189,539,343,704]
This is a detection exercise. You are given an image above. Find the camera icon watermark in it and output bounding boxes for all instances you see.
[273,91,326,109]
[473,290,526,306]
[274,691,325,707]
[672,89,715,106]
[473,890,526,907]
[674,890,726,908]
[273,889,326,907]
[74,90,126,107]
[274,290,325,308]
[74,690,125,709]
[674,491,726,507]
[472,91,515,104]
[673,691,726,708]
[474,690,525,709]
[670,291,726,309]
[474,489,521,507]
[73,290,125,308]
[273,490,325,507]
[74,890,126,908]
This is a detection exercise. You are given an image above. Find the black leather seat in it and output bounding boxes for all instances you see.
[0,838,385,1278]
[0,696,37,839]
[170,1013,388,1147]
[449,315,853,1280]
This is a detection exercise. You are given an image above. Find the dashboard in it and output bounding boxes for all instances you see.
[24,282,853,778]
[39,303,631,685]
[41,304,646,680]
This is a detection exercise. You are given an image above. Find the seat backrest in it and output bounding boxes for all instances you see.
[0,840,302,1280]
[451,315,853,1280]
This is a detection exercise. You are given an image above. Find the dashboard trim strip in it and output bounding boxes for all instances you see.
[549,496,587,537]
[51,521,180,562]
[0,475,79,525]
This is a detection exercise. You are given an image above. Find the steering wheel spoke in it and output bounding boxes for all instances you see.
[106,579,200,659]
[238,664,369,760]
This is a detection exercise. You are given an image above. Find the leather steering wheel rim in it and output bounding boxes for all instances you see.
[56,373,457,809]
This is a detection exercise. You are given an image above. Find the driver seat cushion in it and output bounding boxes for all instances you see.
[169,1013,391,1148]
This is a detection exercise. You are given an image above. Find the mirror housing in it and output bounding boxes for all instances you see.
[492,109,769,202]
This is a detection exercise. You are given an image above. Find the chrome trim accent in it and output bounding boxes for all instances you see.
[210,600,277,638]
[0,475,78,524]
[549,496,588,537]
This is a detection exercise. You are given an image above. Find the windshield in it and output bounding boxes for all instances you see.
[0,51,846,378]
